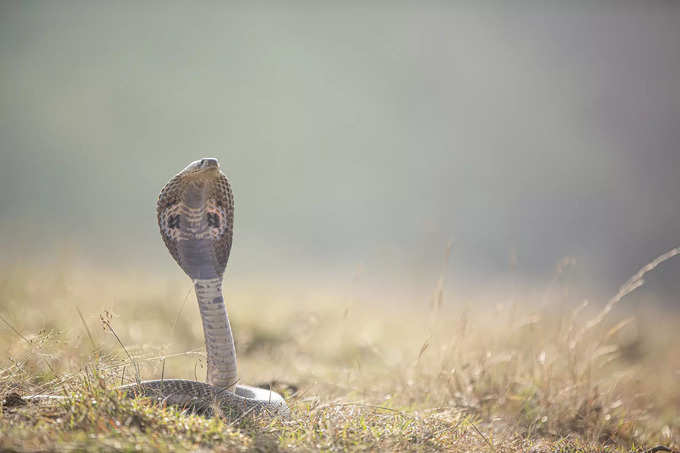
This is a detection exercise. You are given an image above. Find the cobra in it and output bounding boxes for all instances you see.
[28,158,289,417]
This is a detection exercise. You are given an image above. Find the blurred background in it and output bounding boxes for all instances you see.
[1,1,679,308]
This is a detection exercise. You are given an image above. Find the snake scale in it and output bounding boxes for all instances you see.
[24,158,289,418]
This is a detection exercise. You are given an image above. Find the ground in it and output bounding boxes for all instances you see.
[0,261,678,452]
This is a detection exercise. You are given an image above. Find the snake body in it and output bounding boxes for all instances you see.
[25,159,288,418]
[123,158,288,417]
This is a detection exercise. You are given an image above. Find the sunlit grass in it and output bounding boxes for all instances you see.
[1,254,679,452]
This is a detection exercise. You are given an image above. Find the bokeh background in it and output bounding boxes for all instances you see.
[1,1,679,308]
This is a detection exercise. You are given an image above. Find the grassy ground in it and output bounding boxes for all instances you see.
[1,259,678,452]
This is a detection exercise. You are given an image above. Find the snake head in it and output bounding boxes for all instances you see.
[180,158,220,178]
[157,158,234,279]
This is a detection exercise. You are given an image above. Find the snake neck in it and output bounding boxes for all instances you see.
[194,278,237,391]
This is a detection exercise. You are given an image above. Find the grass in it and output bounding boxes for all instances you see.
[1,251,679,452]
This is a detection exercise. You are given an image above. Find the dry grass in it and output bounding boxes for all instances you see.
[1,252,679,452]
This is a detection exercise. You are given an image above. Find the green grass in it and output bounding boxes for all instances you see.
[1,257,679,452]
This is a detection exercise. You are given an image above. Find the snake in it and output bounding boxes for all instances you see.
[19,158,289,418]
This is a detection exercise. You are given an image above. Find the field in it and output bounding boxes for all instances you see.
[1,255,679,452]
